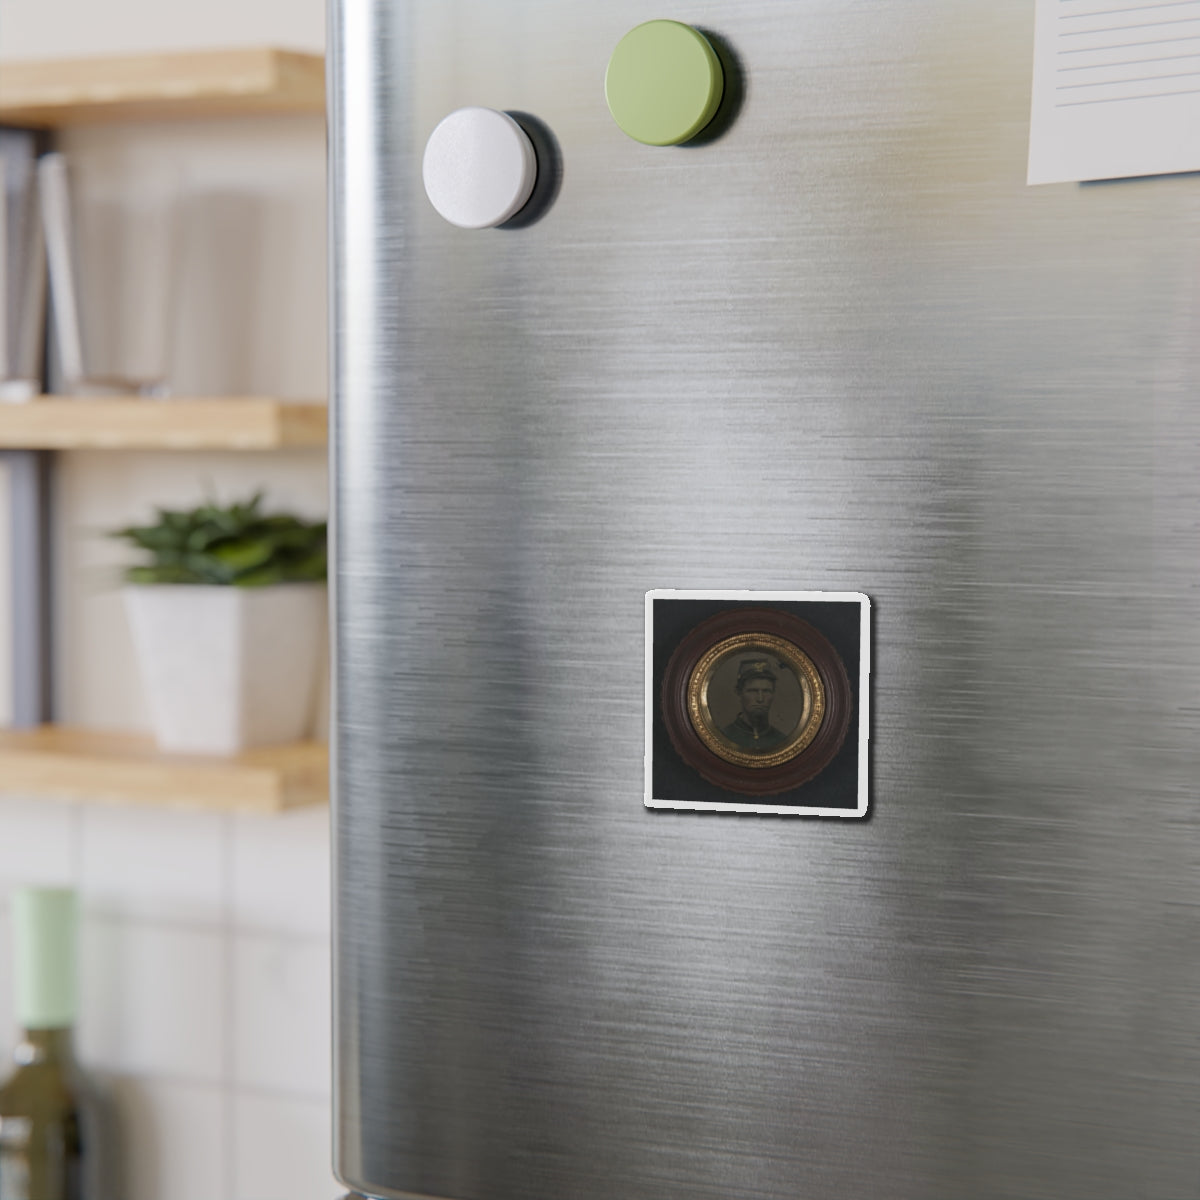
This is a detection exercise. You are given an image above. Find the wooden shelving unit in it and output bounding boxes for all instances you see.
[0,726,327,813]
[0,48,325,127]
[0,50,331,813]
[0,397,327,450]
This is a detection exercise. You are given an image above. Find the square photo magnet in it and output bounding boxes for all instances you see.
[646,590,870,816]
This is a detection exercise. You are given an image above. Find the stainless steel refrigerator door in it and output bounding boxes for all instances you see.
[330,2,1200,1197]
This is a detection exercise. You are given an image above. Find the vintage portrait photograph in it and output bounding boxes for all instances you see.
[646,590,870,816]
[687,633,824,768]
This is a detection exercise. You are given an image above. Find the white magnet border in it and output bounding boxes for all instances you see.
[644,589,871,817]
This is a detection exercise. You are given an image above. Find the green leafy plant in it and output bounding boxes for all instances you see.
[112,494,327,587]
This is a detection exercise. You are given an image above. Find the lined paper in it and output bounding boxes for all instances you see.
[1028,0,1200,183]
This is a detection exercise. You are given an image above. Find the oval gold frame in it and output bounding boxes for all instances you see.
[687,633,826,769]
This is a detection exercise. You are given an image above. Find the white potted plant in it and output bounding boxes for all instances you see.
[113,494,327,755]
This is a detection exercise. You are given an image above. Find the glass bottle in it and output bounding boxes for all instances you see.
[0,888,89,1200]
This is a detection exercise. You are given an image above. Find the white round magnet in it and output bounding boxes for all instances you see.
[422,107,538,230]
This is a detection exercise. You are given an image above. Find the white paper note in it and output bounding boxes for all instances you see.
[1028,0,1200,184]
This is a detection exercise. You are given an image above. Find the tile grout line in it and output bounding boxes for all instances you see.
[57,1069,331,1106]
[81,909,330,944]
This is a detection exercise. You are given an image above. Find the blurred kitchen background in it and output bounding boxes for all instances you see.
[0,0,334,1197]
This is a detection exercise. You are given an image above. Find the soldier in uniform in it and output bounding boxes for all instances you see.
[721,658,789,752]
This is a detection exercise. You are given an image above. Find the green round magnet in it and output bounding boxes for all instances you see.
[605,20,725,147]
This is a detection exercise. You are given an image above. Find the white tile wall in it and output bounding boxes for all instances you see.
[107,1077,227,1200]
[232,1093,340,1200]
[0,796,78,886]
[80,917,226,1081]
[233,935,331,1097]
[0,798,334,1195]
[233,806,331,937]
[80,805,225,924]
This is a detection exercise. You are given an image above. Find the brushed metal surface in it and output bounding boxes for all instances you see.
[330,2,1200,1197]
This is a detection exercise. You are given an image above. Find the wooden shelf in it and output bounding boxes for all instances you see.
[0,726,327,813]
[0,48,325,127]
[0,397,327,450]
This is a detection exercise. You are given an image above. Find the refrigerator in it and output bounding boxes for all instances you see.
[328,2,1200,1197]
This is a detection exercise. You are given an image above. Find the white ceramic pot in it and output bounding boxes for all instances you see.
[123,583,326,755]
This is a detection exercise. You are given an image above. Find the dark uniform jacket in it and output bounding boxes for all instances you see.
[721,713,788,751]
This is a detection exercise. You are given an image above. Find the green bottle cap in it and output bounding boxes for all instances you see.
[605,20,724,147]
[12,887,78,1029]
